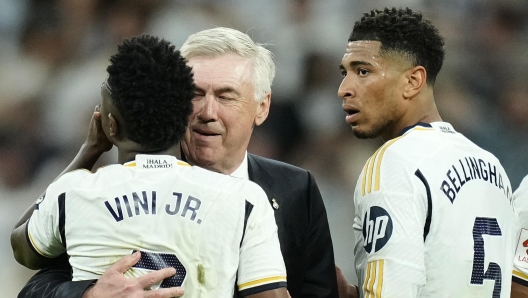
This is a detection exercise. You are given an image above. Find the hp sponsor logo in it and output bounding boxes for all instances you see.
[363,206,393,253]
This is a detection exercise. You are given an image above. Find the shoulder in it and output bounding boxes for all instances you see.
[51,169,94,189]
[189,164,268,199]
[515,175,528,195]
[248,153,312,179]
[514,175,528,209]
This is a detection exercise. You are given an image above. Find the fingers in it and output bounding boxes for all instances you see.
[137,267,177,289]
[94,105,102,120]
[109,251,141,274]
[144,287,184,298]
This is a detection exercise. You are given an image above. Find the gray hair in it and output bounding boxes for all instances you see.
[180,27,275,102]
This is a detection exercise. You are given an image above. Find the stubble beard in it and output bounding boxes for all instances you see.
[352,118,394,139]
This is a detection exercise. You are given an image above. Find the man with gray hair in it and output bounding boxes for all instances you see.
[18,27,339,298]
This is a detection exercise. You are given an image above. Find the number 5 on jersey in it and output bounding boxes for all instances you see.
[470,217,502,298]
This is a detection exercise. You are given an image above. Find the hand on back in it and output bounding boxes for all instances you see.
[82,252,183,298]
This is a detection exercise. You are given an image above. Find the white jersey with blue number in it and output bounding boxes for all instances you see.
[353,122,516,298]
[512,175,528,286]
[27,154,286,297]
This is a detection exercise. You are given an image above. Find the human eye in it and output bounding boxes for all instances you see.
[218,95,235,101]
[193,93,204,101]
[340,69,347,77]
[357,68,370,76]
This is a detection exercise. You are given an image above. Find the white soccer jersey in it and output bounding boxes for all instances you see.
[353,122,516,298]
[513,175,528,286]
[27,154,286,297]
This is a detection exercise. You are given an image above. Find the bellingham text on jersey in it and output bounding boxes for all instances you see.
[440,156,512,203]
[104,191,203,224]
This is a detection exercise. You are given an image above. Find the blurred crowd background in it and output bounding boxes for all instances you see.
[1,0,528,295]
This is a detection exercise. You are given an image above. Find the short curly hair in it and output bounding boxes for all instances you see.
[106,35,194,150]
[350,7,445,85]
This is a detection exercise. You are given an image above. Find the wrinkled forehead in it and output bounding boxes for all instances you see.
[187,54,254,88]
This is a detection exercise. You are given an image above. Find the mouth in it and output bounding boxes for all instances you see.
[192,127,221,140]
[343,107,359,124]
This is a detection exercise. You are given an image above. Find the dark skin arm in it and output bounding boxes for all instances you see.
[336,265,359,298]
[11,106,112,269]
[247,288,289,298]
[13,105,113,230]
[512,280,528,298]
[11,106,113,269]
[17,106,185,297]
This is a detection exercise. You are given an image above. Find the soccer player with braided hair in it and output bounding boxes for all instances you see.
[11,34,288,298]
[338,7,515,297]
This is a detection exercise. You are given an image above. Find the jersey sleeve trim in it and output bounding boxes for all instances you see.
[363,260,384,298]
[238,276,287,291]
[238,276,287,296]
[26,219,54,258]
[513,270,528,285]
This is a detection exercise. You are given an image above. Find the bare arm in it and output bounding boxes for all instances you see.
[512,280,528,298]
[11,220,55,269]
[246,288,289,298]
[336,265,359,298]
[12,106,112,269]
[13,105,113,230]
[16,106,184,297]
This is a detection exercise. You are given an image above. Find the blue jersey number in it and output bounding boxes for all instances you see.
[470,217,502,298]
[132,250,187,288]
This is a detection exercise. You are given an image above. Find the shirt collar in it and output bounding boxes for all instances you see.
[397,121,456,137]
[123,154,189,168]
[397,122,433,136]
[229,151,249,179]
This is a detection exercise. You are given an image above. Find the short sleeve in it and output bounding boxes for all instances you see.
[513,176,528,285]
[353,150,427,298]
[237,184,287,296]
[27,170,90,258]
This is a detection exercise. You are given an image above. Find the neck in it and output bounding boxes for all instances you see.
[181,147,245,175]
[381,92,442,142]
[117,142,180,164]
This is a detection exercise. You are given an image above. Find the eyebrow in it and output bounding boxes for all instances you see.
[349,61,372,67]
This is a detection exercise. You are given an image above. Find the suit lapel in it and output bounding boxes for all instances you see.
[247,154,276,204]
[247,154,284,245]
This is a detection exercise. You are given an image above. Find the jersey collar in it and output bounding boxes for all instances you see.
[397,121,457,137]
[397,122,433,137]
[123,154,189,168]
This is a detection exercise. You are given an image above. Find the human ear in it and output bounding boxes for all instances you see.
[108,113,118,137]
[255,93,271,126]
[403,66,426,99]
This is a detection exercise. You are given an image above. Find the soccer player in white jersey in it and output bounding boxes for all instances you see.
[11,35,288,298]
[512,176,528,297]
[337,8,516,298]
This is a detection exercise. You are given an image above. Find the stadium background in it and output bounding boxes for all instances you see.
[1,0,527,295]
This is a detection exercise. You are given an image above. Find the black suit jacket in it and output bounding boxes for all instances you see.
[19,154,338,298]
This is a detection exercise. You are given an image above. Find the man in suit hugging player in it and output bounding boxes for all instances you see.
[18,27,339,298]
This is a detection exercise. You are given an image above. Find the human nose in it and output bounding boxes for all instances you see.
[197,94,218,122]
[337,76,355,100]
